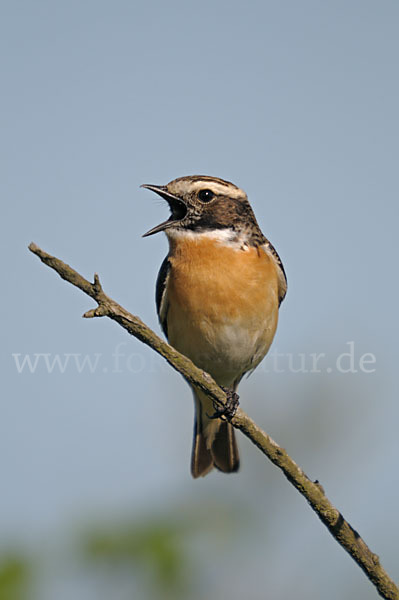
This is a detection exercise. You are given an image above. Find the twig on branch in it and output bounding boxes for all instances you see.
[28,242,398,600]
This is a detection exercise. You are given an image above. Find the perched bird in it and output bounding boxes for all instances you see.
[142,175,287,477]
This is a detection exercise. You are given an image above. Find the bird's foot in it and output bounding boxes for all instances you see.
[209,387,240,420]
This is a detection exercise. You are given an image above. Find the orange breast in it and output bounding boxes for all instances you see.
[165,235,280,383]
[167,236,278,322]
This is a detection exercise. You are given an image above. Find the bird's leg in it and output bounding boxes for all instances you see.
[209,387,240,420]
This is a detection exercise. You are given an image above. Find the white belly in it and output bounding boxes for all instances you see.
[168,310,278,387]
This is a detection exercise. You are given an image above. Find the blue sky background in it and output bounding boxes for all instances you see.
[1,1,398,598]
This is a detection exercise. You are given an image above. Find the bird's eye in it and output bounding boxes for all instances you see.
[198,189,215,203]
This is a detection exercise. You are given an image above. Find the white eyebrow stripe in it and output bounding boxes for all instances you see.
[170,179,246,200]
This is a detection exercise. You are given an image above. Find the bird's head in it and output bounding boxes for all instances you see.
[142,175,263,244]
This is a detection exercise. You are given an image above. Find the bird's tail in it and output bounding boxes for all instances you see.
[191,390,240,478]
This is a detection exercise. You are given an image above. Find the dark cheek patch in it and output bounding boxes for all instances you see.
[182,195,264,247]
[201,197,248,228]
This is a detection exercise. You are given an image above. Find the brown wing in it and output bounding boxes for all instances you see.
[263,239,287,305]
[155,256,171,338]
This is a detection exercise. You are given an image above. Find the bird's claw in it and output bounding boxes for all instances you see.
[209,388,240,420]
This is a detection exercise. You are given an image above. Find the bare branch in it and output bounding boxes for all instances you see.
[28,242,399,600]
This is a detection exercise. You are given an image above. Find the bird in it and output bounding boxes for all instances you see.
[142,175,287,478]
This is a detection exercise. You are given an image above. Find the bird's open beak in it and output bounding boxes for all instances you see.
[141,184,187,237]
